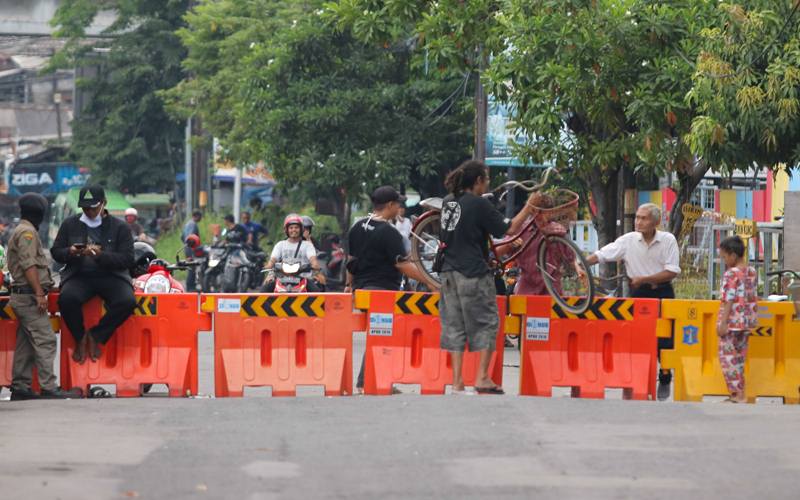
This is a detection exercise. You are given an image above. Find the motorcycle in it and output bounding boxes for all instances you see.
[133,253,201,293]
[271,262,313,293]
[316,234,346,292]
[221,243,265,293]
[200,244,227,292]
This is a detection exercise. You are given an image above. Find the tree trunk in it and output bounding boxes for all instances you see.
[588,166,621,278]
[668,159,709,237]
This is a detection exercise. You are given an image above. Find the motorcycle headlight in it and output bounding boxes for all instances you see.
[208,259,220,268]
[143,275,171,294]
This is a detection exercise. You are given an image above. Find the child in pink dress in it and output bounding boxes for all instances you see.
[717,236,758,403]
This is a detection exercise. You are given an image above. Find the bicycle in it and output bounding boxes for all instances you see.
[410,167,595,315]
[766,269,800,316]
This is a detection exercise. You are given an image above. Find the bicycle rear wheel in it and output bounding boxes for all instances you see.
[409,212,442,288]
[537,234,594,315]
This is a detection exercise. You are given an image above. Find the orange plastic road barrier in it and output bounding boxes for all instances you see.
[0,295,60,391]
[210,293,357,397]
[513,295,660,399]
[355,290,506,395]
[60,294,210,397]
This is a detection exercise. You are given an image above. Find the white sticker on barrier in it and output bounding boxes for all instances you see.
[218,298,241,314]
[526,317,550,341]
[369,313,393,336]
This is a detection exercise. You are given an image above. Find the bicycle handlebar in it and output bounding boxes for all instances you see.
[766,269,800,279]
[494,167,558,196]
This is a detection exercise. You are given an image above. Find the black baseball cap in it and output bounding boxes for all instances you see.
[78,185,106,208]
[370,186,406,205]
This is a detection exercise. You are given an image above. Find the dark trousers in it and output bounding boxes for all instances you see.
[184,248,197,291]
[59,275,136,344]
[631,283,675,376]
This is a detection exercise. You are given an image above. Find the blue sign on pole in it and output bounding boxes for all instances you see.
[485,97,547,169]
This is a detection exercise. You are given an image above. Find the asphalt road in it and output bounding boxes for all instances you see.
[1,336,797,500]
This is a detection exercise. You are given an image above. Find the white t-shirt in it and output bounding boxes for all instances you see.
[394,217,413,253]
[594,230,681,279]
[271,239,317,277]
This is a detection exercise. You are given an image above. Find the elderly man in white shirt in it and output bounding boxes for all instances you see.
[585,202,680,400]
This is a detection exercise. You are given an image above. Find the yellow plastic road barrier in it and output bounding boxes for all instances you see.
[660,299,800,403]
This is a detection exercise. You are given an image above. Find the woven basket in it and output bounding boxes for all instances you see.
[532,189,579,230]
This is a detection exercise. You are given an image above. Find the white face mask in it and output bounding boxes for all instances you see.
[79,212,103,228]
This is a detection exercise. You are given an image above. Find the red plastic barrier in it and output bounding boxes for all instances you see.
[0,295,60,392]
[515,295,659,399]
[211,293,356,397]
[59,294,209,397]
[358,290,505,395]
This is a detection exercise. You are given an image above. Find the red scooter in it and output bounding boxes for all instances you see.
[132,255,200,293]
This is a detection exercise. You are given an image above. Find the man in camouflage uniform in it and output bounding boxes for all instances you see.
[7,193,71,400]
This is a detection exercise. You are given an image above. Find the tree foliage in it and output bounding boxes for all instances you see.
[165,0,472,230]
[330,0,717,242]
[51,0,189,194]
[687,1,800,171]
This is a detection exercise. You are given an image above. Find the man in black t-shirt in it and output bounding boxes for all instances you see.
[346,185,436,392]
[439,160,537,395]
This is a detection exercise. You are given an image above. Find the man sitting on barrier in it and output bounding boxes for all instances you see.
[51,186,136,363]
[584,202,680,400]
[345,186,438,393]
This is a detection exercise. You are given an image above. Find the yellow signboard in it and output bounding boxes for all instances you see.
[678,203,704,240]
[734,219,757,240]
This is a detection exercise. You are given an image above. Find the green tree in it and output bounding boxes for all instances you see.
[165,0,472,231]
[331,0,718,244]
[50,0,189,194]
[686,1,800,188]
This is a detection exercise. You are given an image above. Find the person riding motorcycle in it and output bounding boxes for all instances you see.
[301,215,319,249]
[262,214,326,292]
[223,214,248,244]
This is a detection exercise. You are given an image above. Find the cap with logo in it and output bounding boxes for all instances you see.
[370,186,406,206]
[78,185,106,208]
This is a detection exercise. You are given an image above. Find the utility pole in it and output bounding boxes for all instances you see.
[184,117,193,217]
[473,54,488,162]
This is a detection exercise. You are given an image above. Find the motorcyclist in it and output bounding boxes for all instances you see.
[222,214,248,244]
[262,214,326,292]
[125,208,154,244]
[301,215,319,248]
[241,211,267,249]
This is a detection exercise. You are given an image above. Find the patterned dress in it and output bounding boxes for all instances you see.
[717,266,758,395]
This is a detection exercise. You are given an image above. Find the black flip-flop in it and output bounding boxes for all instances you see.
[89,387,112,398]
[475,386,505,395]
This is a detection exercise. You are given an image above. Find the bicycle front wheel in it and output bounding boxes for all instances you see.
[537,234,594,315]
[409,212,442,288]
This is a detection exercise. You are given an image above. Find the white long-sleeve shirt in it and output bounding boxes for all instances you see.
[594,230,681,279]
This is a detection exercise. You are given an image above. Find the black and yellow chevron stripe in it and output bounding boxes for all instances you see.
[552,298,634,321]
[240,295,325,317]
[394,292,439,315]
[0,299,16,320]
[751,326,772,337]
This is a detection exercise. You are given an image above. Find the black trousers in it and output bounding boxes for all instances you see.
[59,275,136,344]
[631,283,675,367]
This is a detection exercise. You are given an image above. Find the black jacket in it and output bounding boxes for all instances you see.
[51,212,135,286]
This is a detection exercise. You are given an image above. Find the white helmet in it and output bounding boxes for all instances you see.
[125,208,138,217]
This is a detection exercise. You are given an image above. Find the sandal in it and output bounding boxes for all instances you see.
[89,387,112,398]
[475,385,505,395]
